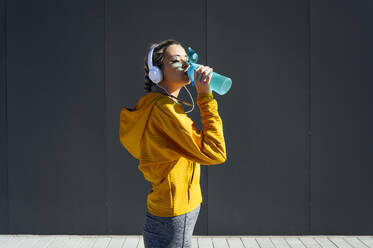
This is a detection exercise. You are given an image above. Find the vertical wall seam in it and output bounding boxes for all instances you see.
[205,0,208,236]
[4,0,10,233]
[104,0,109,233]
[306,0,312,234]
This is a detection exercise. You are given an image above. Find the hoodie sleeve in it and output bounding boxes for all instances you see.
[150,92,227,165]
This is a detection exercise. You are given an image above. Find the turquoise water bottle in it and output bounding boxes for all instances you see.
[186,47,232,95]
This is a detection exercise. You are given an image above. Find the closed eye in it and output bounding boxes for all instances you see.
[172,58,189,64]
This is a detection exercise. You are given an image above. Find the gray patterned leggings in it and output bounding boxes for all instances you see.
[142,204,201,248]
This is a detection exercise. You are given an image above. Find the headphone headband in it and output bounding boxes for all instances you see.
[147,45,157,70]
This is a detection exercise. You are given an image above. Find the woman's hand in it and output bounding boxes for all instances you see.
[194,65,213,95]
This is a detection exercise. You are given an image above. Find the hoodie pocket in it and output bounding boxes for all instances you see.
[190,163,195,185]
[168,175,174,209]
[188,161,195,203]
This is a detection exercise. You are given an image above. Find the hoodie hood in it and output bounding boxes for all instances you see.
[119,92,164,159]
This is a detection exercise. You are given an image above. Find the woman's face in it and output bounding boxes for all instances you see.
[161,44,190,85]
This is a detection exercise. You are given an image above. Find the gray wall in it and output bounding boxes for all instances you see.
[0,0,372,235]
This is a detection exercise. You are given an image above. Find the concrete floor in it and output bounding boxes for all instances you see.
[0,235,372,248]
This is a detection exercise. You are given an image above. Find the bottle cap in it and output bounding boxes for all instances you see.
[187,47,199,64]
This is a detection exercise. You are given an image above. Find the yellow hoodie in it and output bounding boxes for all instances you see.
[119,91,226,217]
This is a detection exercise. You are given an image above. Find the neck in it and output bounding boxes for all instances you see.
[154,83,193,107]
[156,82,181,98]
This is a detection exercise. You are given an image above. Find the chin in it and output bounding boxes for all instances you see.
[183,77,191,84]
[182,74,190,84]
[179,78,190,85]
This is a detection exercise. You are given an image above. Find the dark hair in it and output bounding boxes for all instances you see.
[143,39,182,93]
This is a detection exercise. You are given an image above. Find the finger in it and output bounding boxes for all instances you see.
[183,64,191,73]
[206,69,214,83]
[203,68,213,81]
[196,66,204,82]
[194,66,202,82]
[200,66,210,81]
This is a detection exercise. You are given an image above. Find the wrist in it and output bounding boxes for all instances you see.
[197,90,212,95]
[197,91,214,100]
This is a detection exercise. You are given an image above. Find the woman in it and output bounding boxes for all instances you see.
[119,39,227,248]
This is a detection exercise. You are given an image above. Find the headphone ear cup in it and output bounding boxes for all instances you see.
[149,66,163,84]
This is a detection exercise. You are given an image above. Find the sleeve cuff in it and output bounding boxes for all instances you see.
[197,92,214,100]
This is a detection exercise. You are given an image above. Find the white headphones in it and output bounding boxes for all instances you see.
[147,45,163,84]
